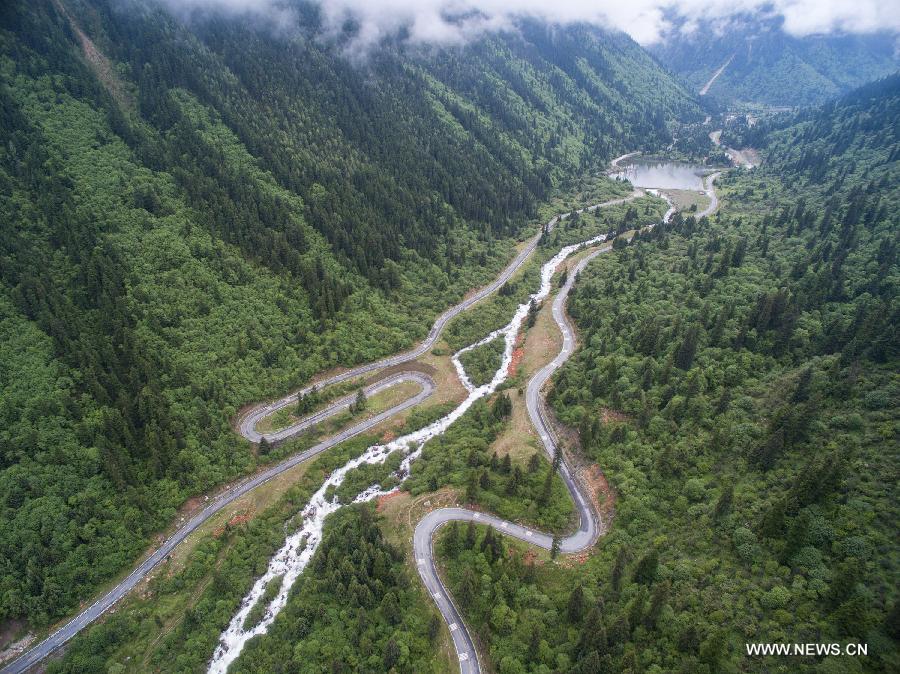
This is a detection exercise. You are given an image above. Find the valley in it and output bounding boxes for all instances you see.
[0,2,897,673]
[1,165,672,673]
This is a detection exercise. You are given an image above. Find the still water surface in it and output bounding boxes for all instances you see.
[612,159,708,190]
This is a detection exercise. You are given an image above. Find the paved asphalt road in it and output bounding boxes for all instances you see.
[237,188,641,445]
[412,248,605,674]
[698,172,721,219]
[245,372,427,446]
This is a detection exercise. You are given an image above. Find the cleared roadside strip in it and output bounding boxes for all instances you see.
[3,187,646,674]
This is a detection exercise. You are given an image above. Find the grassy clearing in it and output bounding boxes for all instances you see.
[415,351,468,407]
[297,379,422,436]
[256,378,424,464]
[256,406,293,434]
[661,187,711,213]
[254,376,365,434]
[535,174,634,225]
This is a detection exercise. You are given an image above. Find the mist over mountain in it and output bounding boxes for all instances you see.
[154,0,900,50]
[650,13,899,106]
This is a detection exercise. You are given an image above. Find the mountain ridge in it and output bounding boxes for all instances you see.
[650,13,898,106]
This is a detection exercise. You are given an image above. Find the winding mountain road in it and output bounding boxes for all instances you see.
[2,176,646,674]
[414,170,721,673]
[2,373,434,674]
[698,172,721,218]
[237,181,641,447]
[413,246,607,674]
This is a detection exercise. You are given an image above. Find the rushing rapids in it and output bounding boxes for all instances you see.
[208,230,618,672]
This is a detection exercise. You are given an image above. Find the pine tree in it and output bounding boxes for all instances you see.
[713,482,734,522]
[644,580,670,629]
[632,548,659,585]
[610,547,629,598]
[506,466,522,496]
[576,605,607,656]
[465,520,476,549]
[551,534,561,559]
[527,299,540,327]
[492,393,512,419]
[442,521,460,559]
[349,387,367,414]
[383,638,400,669]
[465,472,478,502]
[752,427,785,471]
[526,624,542,662]
[675,324,701,370]
[792,366,814,403]
[459,568,476,607]
[428,614,441,642]
[573,652,601,674]
[567,585,585,622]
[539,468,554,506]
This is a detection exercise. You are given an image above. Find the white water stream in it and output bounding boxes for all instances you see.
[208,231,613,672]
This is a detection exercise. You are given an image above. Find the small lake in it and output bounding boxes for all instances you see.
[611,159,709,190]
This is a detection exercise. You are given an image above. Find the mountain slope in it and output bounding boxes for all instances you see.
[651,15,898,106]
[435,74,900,674]
[0,0,700,629]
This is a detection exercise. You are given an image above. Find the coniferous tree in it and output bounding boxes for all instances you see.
[567,585,585,622]
[550,534,561,560]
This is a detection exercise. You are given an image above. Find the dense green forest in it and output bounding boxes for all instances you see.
[0,0,702,629]
[36,155,671,673]
[40,394,574,672]
[650,14,898,106]
[438,76,899,672]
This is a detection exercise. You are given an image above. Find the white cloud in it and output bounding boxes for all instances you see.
[160,0,900,47]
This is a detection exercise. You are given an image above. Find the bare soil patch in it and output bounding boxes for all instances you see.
[600,407,629,424]
[375,490,408,513]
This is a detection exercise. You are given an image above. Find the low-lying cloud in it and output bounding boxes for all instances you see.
[161,0,900,48]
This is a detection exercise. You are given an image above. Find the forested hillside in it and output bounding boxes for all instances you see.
[0,0,700,628]
[650,15,898,106]
[438,77,899,672]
